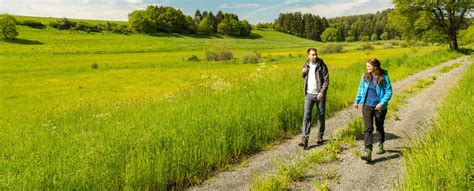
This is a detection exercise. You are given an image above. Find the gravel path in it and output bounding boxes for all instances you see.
[189,56,472,191]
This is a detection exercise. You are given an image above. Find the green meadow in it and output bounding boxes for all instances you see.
[0,17,464,189]
[402,57,473,190]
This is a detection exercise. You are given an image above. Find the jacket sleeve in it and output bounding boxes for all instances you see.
[301,61,308,78]
[379,73,393,105]
[354,74,365,104]
[319,62,330,94]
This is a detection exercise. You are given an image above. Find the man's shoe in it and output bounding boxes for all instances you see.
[361,148,372,161]
[298,137,308,149]
[316,135,324,145]
[375,143,385,154]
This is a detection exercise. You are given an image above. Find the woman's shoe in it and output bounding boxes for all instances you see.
[375,143,385,154]
[361,148,372,161]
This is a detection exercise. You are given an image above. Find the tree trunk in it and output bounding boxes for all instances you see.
[449,34,458,50]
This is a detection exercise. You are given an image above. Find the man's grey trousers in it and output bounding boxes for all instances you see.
[302,93,326,138]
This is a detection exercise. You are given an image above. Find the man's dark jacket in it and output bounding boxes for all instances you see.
[301,58,330,96]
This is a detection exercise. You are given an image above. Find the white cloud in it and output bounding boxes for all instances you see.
[284,0,301,5]
[126,0,142,4]
[289,0,372,18]
[219,3,259,9]
[0,0,169,21]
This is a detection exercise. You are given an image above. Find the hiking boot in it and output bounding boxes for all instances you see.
[361,148,372,161]
[316,134,324,145]
[298,137,308,149]
[375,143,385,154]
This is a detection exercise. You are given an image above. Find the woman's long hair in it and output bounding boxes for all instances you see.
[364,58,385,85]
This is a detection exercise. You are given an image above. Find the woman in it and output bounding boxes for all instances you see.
[353,58,392,161]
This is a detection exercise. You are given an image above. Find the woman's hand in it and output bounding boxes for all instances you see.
[375,104,382,110]
[353,104,358,109]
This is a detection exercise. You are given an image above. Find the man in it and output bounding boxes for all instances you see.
[298,48,329,150]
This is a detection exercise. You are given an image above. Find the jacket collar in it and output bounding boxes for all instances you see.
[305,58,321,67]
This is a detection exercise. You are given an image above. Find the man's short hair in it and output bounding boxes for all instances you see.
[307,48,317,55]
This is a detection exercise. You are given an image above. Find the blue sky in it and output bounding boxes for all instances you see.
[0,0,393,24]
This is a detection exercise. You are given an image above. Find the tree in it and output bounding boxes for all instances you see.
[208,12,217,33]
[129,6,188,34]
[0,14,19,39]
[128,10,156,34]
[128,6,249,36]
[238,20,252,36]
[303,13,316,40]
[198,15,214,34]
[459,24,474,45]
[217,18,232,35]
[194,9,202,23]
[229,19,240,36]
[321,27,341,42]
[216,11,224,24]
[389,0,472,50]
[185,15,197,34]
[156,6,187,33]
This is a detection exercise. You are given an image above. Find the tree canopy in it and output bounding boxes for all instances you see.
[388,0,473,50]
[273,9,400,42]
[0,14,18,40]
[129,6,252,36]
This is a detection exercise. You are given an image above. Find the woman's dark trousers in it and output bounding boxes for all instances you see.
[362,105,387,150]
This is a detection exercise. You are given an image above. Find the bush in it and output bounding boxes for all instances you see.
[321,27,342,42]
[345,36,355,42]
[50,18,76,30]
[264,54,276,62]
[371,34,379,41]
[18,20,45,29]
[188,55,200,62]
[91,63,99,69]
[372,41,383,45]
[416,41,429,46]
[382,43,393,49]
[319,44,344,54]
[391,41,400,46]
[111,25,133,35]
[241,52,261,64]
[360,35,369,42]
[206,48,233,61]
[74,22,101,33]
[380,32,389,40]
[360,43,374,50]
[400,41,408,47]
[459,25,474,45]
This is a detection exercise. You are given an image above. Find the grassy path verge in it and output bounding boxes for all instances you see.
[402,56,473,190]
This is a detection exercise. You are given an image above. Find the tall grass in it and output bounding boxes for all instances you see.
[0,50,462,189]
[402,62,473,190]
[0,49,459,189]
[3,24,440,121]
